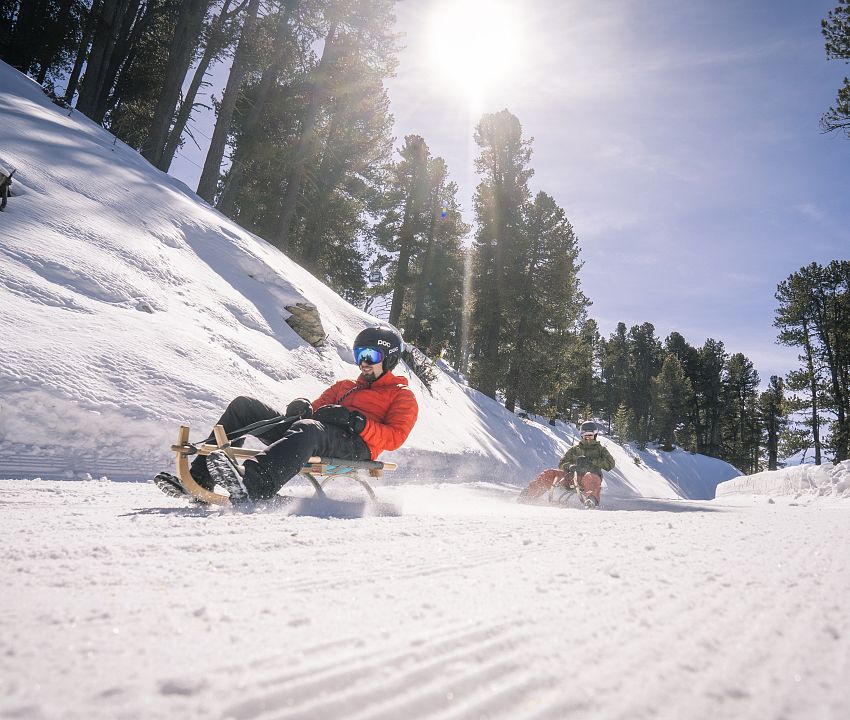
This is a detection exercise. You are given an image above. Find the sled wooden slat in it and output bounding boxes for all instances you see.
[174,425,230,505]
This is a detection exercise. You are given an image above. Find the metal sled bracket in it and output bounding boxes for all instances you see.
[170,424,396,506]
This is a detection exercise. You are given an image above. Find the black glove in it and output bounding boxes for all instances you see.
[314,405,367,434]
[286,398,313,418]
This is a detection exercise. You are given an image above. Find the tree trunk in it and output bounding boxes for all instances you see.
[36,0,75,85]
[160,0,236,171]
[215,0,298,212]
[76,0,129,117]
[141,0,211,169]
[274,21,338,252]
[196,0,261,201]
[65,0,103,104]
[91,0,144,123]
[4,0,48,73]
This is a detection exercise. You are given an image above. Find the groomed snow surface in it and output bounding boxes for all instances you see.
[2,480,849,720]
[2,61,850,718]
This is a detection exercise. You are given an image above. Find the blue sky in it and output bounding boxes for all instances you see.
[170,0,849,384]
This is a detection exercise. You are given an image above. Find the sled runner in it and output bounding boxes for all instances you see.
[164,424,398,512]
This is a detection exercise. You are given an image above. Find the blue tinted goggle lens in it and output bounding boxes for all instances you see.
[354,346,384,365]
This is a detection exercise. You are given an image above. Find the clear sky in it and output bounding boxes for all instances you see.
[170,0,849,385]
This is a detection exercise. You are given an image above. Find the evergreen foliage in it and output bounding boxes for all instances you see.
[468,110,533,399]
[652,355,694,451]
[612,402,633,443]
[502,192,589,413]
[0,0,88,89]
[759,376,786,471]
[821,0,850,137]
[721,353,761,473]
[775,261,850,461]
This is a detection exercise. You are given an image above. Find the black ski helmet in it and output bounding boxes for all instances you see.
[353,326,402,372]
[580,421,599,436]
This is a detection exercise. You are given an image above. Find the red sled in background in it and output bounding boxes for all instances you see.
[517,467,602,509]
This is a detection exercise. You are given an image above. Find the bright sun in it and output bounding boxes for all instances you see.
[427,0,521,99]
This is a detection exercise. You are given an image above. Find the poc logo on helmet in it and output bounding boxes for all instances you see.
[377,339,391,347]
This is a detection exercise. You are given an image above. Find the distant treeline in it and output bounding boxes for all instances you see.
[2,2,847,469]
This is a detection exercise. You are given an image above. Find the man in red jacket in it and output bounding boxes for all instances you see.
[178,327,418,503]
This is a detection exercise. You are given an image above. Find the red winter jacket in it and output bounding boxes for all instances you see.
[312,370,418,459]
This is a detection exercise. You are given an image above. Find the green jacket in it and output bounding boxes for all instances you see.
[559,439,616,475]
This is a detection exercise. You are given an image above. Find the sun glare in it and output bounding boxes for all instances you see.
[427,0,521,100]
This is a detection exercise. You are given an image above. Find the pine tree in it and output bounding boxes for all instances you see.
[140,0,212,168]
[274,0,399,253]
[626,322,663,446]
[0,0,87,90]
[821,0,850,137]
[775,271,824,464]
[652,354,694,451]
[613,402,633,444]
[160,0,246,171]
[503,192,589,413]
[664,331,700,446]
[694,338,727,456]
[375,135,432,326]
[404,157,470,360]
[215,0,315,216]
[721,353,761,473]
[468,109,533,399]
[292,28,394,294]
[600,323,629,428]
[212,0,397,300]
[102,2,179,146]
[759,375,787,470]
[555,318,598,421]
[776,261,850,462]
[75,0,163,125]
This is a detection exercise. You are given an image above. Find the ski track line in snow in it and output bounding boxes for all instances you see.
[217,619,558,720]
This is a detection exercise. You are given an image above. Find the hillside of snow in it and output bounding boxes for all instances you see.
[0,61,740,500]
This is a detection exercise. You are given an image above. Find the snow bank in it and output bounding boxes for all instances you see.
[716,460,850,500]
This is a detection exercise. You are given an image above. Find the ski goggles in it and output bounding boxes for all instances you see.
[354,346,384,365]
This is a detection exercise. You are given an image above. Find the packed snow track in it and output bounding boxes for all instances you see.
[1,480,848,720]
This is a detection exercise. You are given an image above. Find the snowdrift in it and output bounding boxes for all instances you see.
[716,460,850,500]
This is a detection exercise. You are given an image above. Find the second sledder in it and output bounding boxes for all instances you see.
[518,421,615,508]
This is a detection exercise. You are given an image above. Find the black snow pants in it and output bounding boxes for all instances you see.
[191,395,370,500]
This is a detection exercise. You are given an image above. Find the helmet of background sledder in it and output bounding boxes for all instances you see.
[580,421,599,437]
[353,326,402,372]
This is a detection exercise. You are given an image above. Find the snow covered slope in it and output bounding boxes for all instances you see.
[0,60,738,499]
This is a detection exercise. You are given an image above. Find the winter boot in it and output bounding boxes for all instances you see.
[153,472,209,504]
[576,471,602,508]
[205,451,250,503]
[153,471,189,499]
